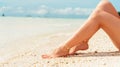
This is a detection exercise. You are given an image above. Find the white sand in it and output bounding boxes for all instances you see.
[0,29,120,67]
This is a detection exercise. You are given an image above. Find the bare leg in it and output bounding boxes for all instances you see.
[42,0,120,58]
[69,41,88,55]
[99,11,120,50]
[69,0,120,54]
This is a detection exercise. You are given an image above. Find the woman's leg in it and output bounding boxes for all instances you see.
[42,0,120,58]
[42,15,100,58]
[69,0,120,54]
[99,11,120,50]
[96,0,119,17]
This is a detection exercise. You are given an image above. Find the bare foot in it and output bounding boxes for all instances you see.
[42,46,70,59]
[42,42,89,59]
[69,42,88,55]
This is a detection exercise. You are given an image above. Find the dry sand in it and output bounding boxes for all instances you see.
[0,29,120,67]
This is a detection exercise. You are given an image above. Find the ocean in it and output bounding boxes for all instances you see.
[0,17,86,62]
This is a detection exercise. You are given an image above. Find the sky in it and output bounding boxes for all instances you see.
[0,0,119,18]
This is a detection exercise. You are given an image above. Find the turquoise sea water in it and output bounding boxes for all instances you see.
[0,17,86,61]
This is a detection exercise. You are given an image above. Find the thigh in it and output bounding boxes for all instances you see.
[99,11,120,49]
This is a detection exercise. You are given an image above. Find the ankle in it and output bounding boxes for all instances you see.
[83,44,89,50]
[59,45,70,51]
[80,41,89,50]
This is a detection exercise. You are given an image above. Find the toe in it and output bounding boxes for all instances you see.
[41,54,52,59]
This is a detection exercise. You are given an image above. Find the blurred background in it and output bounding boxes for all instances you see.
[0,0,119,18]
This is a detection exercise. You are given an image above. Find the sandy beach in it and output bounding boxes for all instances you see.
[0,29,120,67]
[0,17,120,67]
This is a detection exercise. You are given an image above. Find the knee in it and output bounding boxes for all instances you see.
[89,9,107,25]
[90,0,112,18]
[97,0,112,10]
[95,9,110,20]
[96,0,114,14]
[90,9,105,19]
[95,9,106,16]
